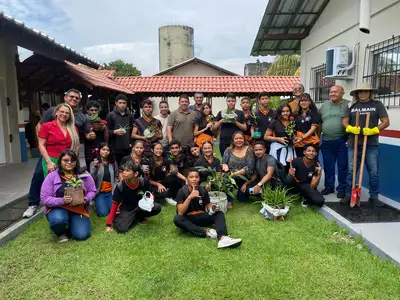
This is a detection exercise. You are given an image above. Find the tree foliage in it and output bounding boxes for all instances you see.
[103,59,142,76]
[267,55,301,76]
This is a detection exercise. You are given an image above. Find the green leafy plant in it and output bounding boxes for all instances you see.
[87,113,101,123]
[258,184,297,209]
[221,109,237,123]
[285,116,296,145]
[66,174,89,188]
[143,121,159,139]
[206,114,214,124]
[196,166,247,199]
[118,124,130,132]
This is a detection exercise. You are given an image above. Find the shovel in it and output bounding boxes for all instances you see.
[351,112,370,207]
[350,112,360,208]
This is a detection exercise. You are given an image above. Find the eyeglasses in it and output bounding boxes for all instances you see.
[62,159,77,164]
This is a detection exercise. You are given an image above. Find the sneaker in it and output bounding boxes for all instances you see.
[227,202,233,209]
[22,205,38,218]
[57,234,69,243]
[217,236,242,249]
[301,200,308,208]
[321,188,334,196]
[340,196,350,205]
[369,197,385,207]
[165,197,177,206]
[337,191,345,199]
[206,228,217,240]
[139,218,148,225]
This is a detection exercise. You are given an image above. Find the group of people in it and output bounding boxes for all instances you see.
[22,80,389,246]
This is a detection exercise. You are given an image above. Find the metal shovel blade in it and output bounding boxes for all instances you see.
[350,187,361,208]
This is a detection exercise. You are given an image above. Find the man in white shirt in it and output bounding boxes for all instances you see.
[155,100,170,150]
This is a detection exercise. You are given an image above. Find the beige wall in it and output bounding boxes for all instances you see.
[164,62,232,76]
[301,0,400,129]
[0,37,21,163]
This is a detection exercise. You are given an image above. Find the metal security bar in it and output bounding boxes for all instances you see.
[363,35,400,107]
[309,63,335,104]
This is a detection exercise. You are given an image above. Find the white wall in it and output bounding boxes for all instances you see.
[301,0,400,129]
[0,37,21,163]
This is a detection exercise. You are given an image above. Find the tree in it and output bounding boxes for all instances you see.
[267,55,301,76]
[103,59,142,76]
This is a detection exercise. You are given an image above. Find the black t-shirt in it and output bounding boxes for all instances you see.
[215,110,245,143]
[255,109,275,135]
[120,155,150,177]
[268,120,290,138]
[113,179,150,211]
[168,153,187,172]
[149,157,170,182]
[194,156,221,182]
[176,185,210,215]
[255,154,277,180]
[41,107,90,133]
[243,113,253,137]
[195,116,213,137]
[345,100,388,145]
[103,165,111,183]
[295,110,321,134]
[292,157,317,184]
[133,117,162,152]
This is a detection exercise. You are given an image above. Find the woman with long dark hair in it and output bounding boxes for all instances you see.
[222,131,255,208]
[293,93,321,157]
[90,143,118,217]
[40,150,96,242]
[194,102,214,147]
[120,140,150,178]
[264,103,297,171]
[194,141,221,184]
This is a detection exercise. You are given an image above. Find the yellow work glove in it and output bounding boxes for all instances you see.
[346,125,360,135]
[363,127,380,136]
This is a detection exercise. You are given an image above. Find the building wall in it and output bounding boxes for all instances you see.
[300,0,400,201]
[162,62,232,76]
[0,37,22,164]
[159,25,195,72]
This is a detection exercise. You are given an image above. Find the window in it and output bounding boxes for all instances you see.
[363,35,400,107]
[309,63,335,104]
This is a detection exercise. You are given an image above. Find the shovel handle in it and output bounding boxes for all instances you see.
[352,112,360,189]
[358,112,371,188]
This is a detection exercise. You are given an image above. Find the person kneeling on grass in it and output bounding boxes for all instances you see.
[106,160,161,233]
[173,168,242,249]
[284,144,325,207]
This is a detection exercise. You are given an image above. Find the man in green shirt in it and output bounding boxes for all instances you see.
[319,85,349,198]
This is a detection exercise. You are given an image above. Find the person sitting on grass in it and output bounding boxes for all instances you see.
[173,168,243,249]
[168,139,188,181]
[284,144,325,208]
[194,141,221,185]
[120,140,150,178]
[40,150,96,242]
[186,143,201,169]
[148,142,177,205]
[241,141,281,196]
[106,160,161,233]
[90,143,118,217]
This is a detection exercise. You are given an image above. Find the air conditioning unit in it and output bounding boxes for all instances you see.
[325,45,355,80]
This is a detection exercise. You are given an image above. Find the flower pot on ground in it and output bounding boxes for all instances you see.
[257,185,297,221]
[209,191,228,213]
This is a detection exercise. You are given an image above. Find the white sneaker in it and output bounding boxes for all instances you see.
[206,228,217,239]
[301,200,308,208]
[217,236,242,249]
[23,205,38,218]
[165,197,177,206]
[57,234,69,243]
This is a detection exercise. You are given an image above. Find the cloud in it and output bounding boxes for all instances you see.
[3,0,275,75]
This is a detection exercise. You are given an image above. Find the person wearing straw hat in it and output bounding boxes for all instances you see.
[341,82,390,206]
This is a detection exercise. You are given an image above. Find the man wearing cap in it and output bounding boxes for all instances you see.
[342,82,390,206]
[319,85,350,198]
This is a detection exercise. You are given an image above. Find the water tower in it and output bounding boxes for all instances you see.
[158,25,194,71]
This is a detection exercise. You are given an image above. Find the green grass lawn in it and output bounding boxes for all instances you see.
[1,203,400,300]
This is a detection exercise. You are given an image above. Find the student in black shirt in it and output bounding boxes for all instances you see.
[284,144,325,207]
[194,141,221,184]
[186,143,201,169]
[251,92,275,151]
[106,160,161,233]
[173,168,242,249]
[168,140,188,180]
[193,102,214,147]
[120,140,150,178]
[213,93,247,157]
[240,97,253,141]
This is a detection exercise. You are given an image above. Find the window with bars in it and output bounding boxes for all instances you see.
[309,63,335,104]
[363,35,400,107]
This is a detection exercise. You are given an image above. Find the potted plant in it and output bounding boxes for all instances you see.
[118,124,130,134]
[87,113,104,131]
[221,108,237,123]
[250,112,262,139]
[257,185,297,220]
[143,122,159,140]
[196,166,247,213]
[285,116,296,147]
[64,174,90,206]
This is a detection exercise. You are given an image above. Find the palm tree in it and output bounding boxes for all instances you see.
[267,55,301,76]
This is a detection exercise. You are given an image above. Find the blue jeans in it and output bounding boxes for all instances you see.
[94,192,112,217]
[28,156,44,206]
[46,208,91,240]
[345,144,380,198]
[320,136,348,192]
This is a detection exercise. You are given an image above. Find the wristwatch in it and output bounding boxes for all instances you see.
[257,182,263,187]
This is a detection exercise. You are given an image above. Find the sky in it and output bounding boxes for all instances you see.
[1,0,275,75]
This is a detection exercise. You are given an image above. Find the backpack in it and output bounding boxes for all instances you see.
[274,161,286,185]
